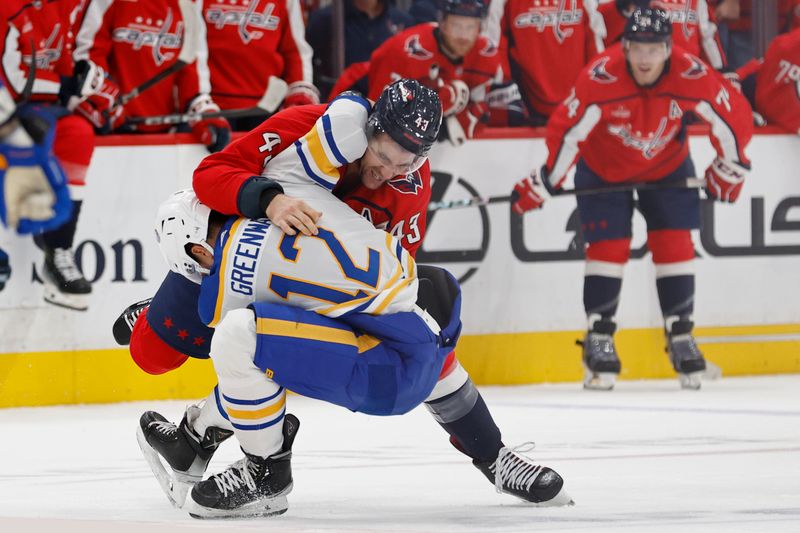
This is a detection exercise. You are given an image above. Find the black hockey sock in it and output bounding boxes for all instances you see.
[39,200,81,250]
[425,380,503,463]
[656,274,694,318]
[583,275,622,319]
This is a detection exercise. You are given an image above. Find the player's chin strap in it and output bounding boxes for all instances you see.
[427,177,706,211]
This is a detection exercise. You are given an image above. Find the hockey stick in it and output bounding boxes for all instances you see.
[117,0,200,106]
[125,76,289,127]
[427,177,705,211]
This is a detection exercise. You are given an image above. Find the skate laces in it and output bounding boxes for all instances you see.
[52,248,84,282]
[670,334,702,361]
[212,458,259,496]
[494,442,542,494]
[149,420,177,437]
[586,333,617,361]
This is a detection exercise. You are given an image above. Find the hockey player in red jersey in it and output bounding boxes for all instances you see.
[601,1,727,70]
[200,0,318,131]
[117,82,572,511]
[484,0,608,123]
[737,28,800,135]
[0,0,100,309]
[511,8,753,390]
[366,0,522,143]
[74,0,232,151]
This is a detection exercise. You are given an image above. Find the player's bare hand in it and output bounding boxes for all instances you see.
[714,0,740,22]
[266,194,322,236]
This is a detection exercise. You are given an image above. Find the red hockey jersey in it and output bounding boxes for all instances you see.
[545,44,752,186]
[74,0,207,125]
[0,0,84,101]
[599,0,726,69]
[193,103,431,256]
[366,23,504,101]
[485,0,607,117]
[200,0,313,109]
[740,30,800,135]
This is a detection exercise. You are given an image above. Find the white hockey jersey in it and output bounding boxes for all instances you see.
[198,95,419,327]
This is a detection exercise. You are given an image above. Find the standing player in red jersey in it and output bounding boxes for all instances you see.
[484,0,608,124]
[737,28,800,135]
[366,0,525,143]
[0,0,101,310]
[199,0,318,131]
[511,8,753,390]
[116,86,572,510]
[601,1,727,70]
[74,0,232,151]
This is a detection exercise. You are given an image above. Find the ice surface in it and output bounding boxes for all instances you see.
[1,375,798,533]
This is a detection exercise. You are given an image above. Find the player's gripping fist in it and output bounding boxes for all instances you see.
[63,60,126,133]
[283,81,320,108]
[704,157,749,203]
[446,101,488,146]
[511,166,551,214]
[187,95,232,153]
[438,79,470,117]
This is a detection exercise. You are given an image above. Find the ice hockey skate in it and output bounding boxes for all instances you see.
[112,297,152,345]
[185,414,299,519]
[473,443,573,506]
[667,334,707,390]
[580,319,621,390]
[136,405,233,508]
[41,246,91,311]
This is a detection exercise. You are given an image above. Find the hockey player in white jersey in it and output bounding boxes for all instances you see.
[146,80,572,518]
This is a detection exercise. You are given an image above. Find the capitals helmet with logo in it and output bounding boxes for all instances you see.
[623,7,673,44]
[368,79,442,158]
[440,0,488,19]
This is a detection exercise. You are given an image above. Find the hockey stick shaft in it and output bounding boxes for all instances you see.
[427,178,705,211]
[117,0,200,106]
[125,76,289,127]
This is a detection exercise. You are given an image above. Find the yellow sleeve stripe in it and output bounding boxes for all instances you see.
[256,317,380,354]
[225,395,286,420]
[209,218,245,328]
[301,125,340,180]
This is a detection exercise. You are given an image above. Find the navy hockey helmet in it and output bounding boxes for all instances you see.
[368,79,442,160]
[623,8,672,44]
[440,0,488,19]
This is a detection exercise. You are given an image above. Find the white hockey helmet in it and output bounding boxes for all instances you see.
[154,189,215,284]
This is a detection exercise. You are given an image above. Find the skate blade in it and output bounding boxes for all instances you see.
[583,367,616,391]
[703,360,723,380]
[531,487,575,508]
[185,492,290,519]
[679,371,703,390]
[136,425,195,508]
[43,284,89,311]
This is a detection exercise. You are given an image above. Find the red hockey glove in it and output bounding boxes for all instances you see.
[704,157,748,203]
[438,79,470,117]
[446,101,488,146]
[187,95,231,153]
[511,167,551,214]
[66,60,126,132]
[283,81,320,108]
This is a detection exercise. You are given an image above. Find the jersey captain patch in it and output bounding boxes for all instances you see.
[387,172,424,195]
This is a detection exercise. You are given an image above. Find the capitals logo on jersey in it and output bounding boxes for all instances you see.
[652,0,698,40]
[607,117,680,160]
[23,24,63,70]
[388,172,424,195]
[112,8,183,66]
[404,34,433,60]
[589,57,617,84]
[205,0,281,44]
[681,54,707,79]
[513,0,583,43]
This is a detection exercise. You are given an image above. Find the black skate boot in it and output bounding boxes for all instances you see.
[579,318,621,390]
[666,319,707,390]
[137,405,233,508]
[186,414,300,519]
[42,246,91,310]
[473,443,573,506]
[112,298,152,345]
[0,247,10,291]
